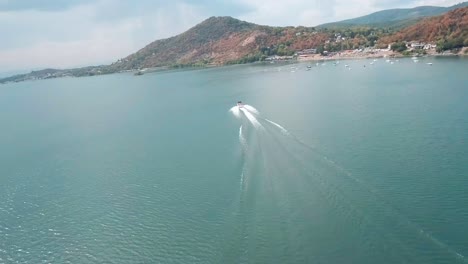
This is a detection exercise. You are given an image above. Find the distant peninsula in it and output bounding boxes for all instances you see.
[1,4,467,84]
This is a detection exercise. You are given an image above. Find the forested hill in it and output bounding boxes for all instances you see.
[105,16,331,70]
[318,2,468,29]
[378,7,468,50]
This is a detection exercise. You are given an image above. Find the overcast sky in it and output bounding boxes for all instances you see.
[0,0,462,73]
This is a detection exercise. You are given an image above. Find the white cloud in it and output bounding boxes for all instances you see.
[237,0,385,26]
[0,24,137,71]
[236,0,461,26]
[237,0,322,26]
[411,0,464,6]
[0,1,205,72]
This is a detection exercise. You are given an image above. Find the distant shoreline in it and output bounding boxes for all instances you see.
[297,49,467,62]
[1,50,466,85]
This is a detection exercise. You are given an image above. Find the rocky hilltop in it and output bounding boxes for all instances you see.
[107,16,330,70]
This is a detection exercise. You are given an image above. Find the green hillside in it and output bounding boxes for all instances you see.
[318,2,468,29]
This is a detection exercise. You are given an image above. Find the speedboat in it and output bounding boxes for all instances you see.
[237,101,244,108]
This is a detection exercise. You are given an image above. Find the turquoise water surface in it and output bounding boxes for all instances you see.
[1,57,467,263]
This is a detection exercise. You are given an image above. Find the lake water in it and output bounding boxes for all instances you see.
[1,57,467,263]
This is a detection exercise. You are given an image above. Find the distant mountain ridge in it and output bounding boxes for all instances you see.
[318,2,468,29]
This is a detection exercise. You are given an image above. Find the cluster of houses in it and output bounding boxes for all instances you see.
[408,41,436,50]
[334,33,346,43]
[264,39,438,61]
[297,49,317,55]
[265,55,295,61]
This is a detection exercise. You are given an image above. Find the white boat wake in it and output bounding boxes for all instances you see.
[243,105,259,115]
[263,118,289,135]
[227,103,467,263]
[229,106,241,118]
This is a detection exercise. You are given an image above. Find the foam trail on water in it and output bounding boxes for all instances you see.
[243,105,259,115]
[230,106,241,118]
[417,228,467,263]
[241,108,263,129]
[232,104,468,263]
[238,125,248,192]
[264,119,289,135]
[282,126,468,263]
[239,125,247,149]
[240,172,244,190]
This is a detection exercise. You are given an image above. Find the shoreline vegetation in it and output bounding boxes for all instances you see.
[0,49,466,84]
[1,6,467,84]
[0,47,468,84]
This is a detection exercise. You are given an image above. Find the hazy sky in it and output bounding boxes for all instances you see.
[0,0,462,72]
